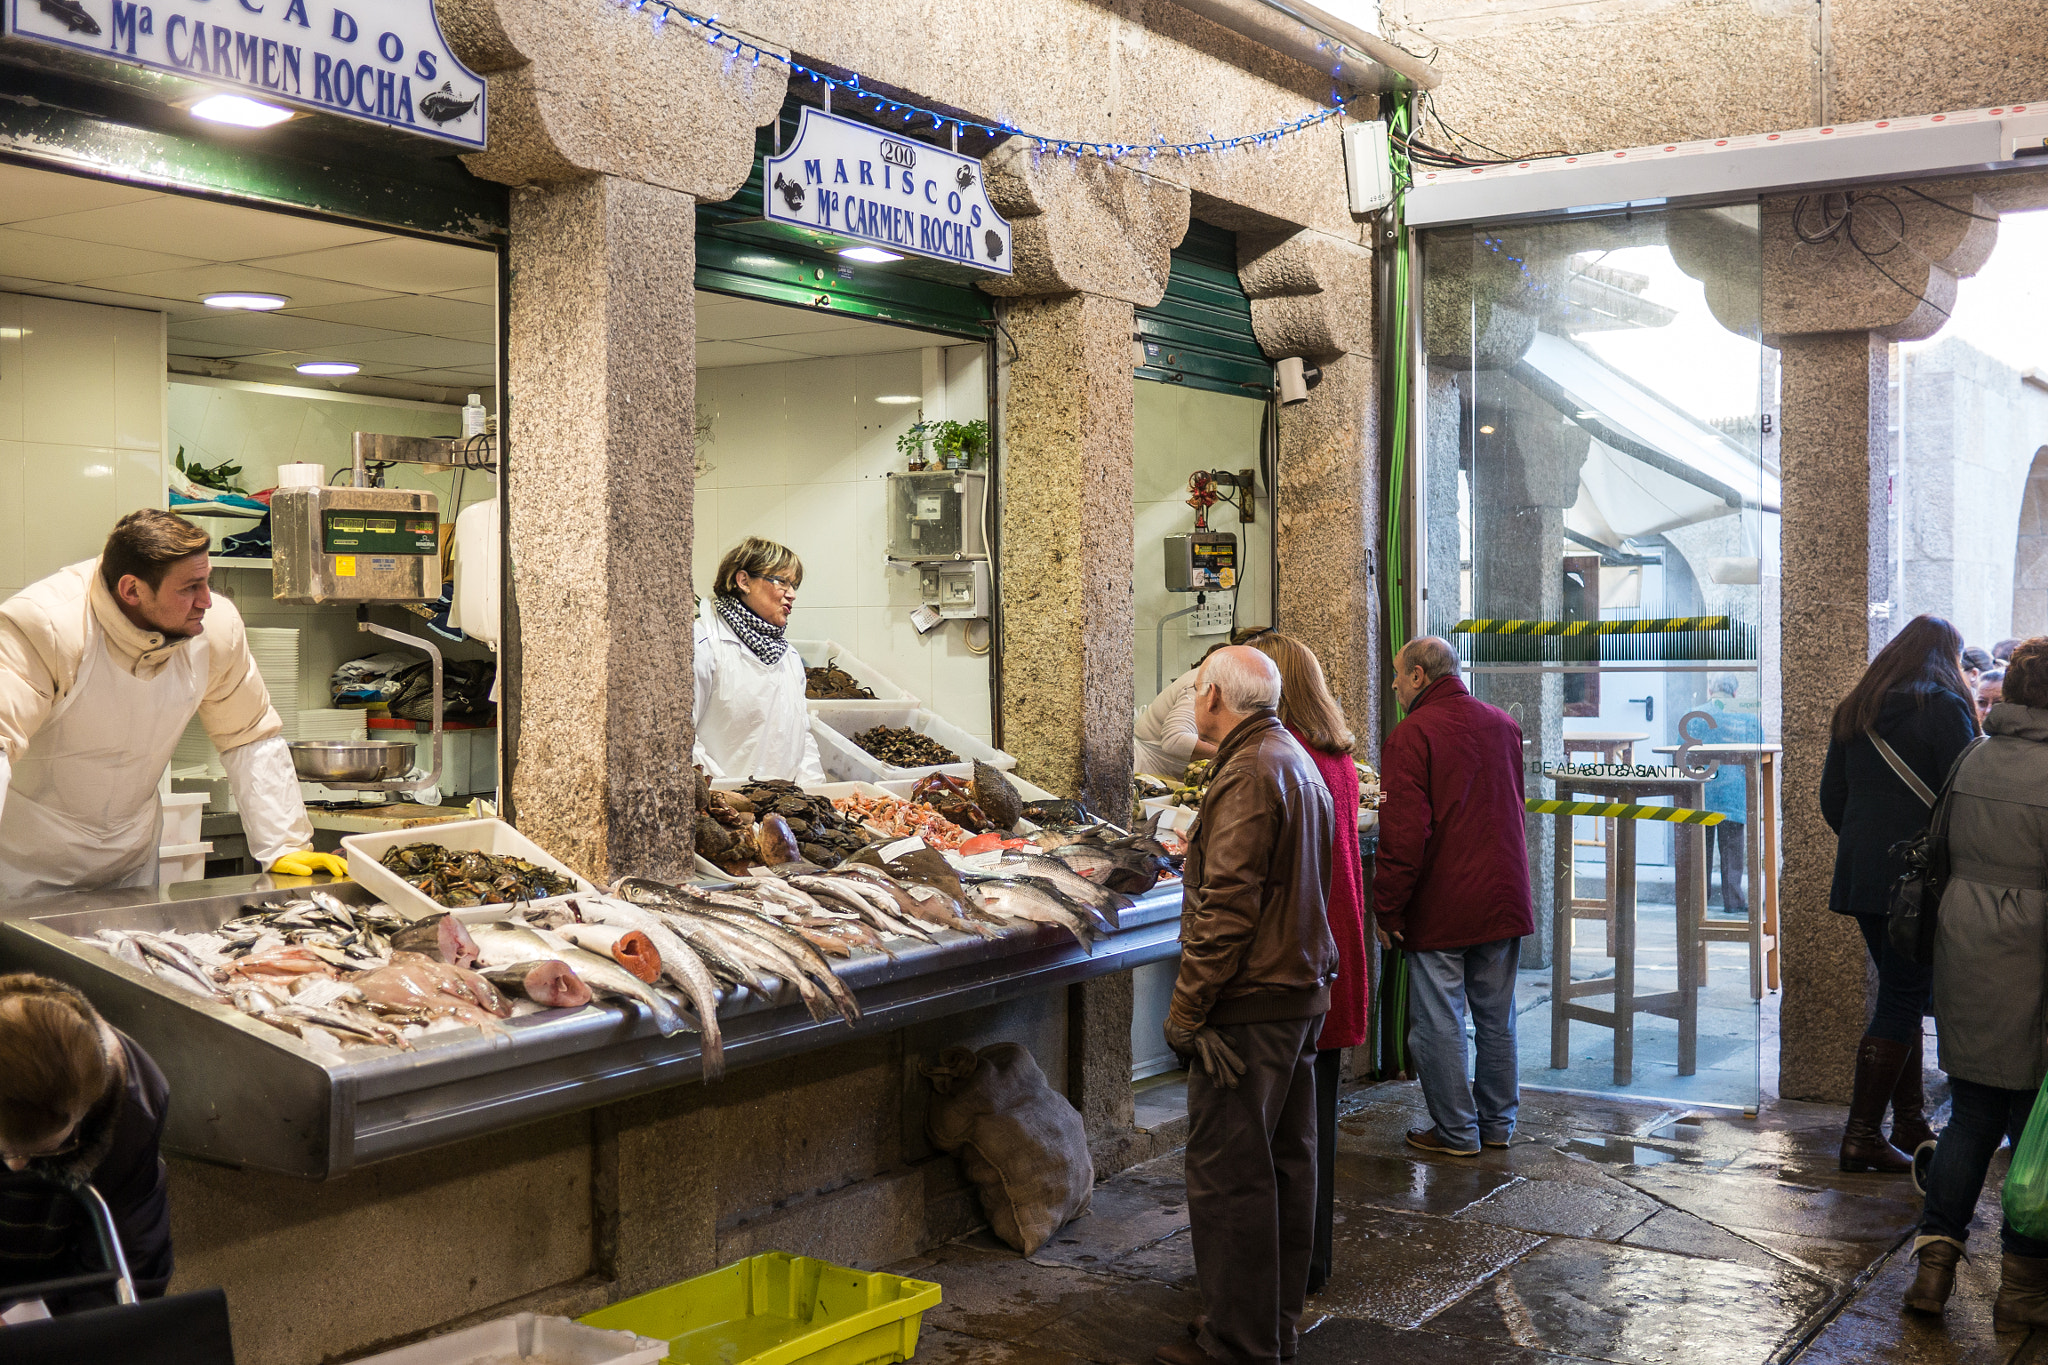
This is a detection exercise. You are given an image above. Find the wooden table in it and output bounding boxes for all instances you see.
[1651,743,1783,998]
[1558,732,1649,957]
[1548,770,1707,1085]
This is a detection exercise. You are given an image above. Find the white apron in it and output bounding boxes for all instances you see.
[0,619,208,899]
[696,621,821,783]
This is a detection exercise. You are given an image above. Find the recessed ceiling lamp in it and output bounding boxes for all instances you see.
[204,292,289,310]
[296,361,360,376]
[191,94,294,128]
[1479,425,1495,434]
[838,246,904,264]
[873,395,922,405]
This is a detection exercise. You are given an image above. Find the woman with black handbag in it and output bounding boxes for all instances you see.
[1902,639,2048,1323]
[1820,614,1978,1175]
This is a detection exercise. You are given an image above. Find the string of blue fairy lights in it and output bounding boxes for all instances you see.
[609,0,1356,159]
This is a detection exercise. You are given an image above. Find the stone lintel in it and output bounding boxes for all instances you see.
[506,174,699,885]
[1761,188,1997,345]
[1776,329,1888,1104]
[1239,229,1377,362]
[979,139,1192,306]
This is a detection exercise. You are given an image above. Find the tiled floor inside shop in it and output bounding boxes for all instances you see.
[889,1075,2037,1365]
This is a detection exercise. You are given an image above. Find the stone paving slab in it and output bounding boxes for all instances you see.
[1424,1236,1838,1364]
[1028,1153,1188,1273]
[1456,1176,1660,1241]
[1298,1315,1611,1364]
[1313,1204,1546,1330]
[1019,1277,1205,1363]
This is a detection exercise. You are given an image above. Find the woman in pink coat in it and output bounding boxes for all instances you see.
[1250,631,1364,1297]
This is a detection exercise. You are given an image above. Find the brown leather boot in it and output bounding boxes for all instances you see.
[1890,1035,1936,1155]
[1840,1035,1914,1173]
[1996,1253,2048,1330]
[1904,1240,1962,1315]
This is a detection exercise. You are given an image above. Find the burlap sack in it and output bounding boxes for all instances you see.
[924,1043,1094,1254]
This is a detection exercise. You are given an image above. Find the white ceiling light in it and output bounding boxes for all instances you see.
[296,361,360,376]
[191,94,295,128]
[839,246,904,264]
[873,395,923,405]
[204,292,289,310]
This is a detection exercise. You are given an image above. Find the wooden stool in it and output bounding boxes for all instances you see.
[1548,771,1707,1085]
[1650,743,1783,1000]
[1558,732,1648,958]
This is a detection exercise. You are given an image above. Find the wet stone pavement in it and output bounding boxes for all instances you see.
[885,1081,2048,1364]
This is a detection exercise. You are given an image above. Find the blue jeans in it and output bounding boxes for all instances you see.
[1854,913,1933,1045]
[1407,938,1522,1149]
[1920,1075,2048,1257]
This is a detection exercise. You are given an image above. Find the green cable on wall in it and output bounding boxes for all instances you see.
[1381,97,1417,692]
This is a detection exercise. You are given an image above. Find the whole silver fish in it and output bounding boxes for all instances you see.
[970,854,1130,927]
[968,881,1098,952]
[468,920,692,1045]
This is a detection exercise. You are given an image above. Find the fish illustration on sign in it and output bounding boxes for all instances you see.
[955,164,975,190]
[985,230,1005,261]
[418,82,480,124]
[38,0,100,34]
[773,173,806,212]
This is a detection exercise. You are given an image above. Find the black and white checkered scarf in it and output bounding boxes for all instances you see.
[715,593,790,666]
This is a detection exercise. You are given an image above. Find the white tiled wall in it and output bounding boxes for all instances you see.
[0,292,167,599]
[170,378,493,722]
[1133,382,1273,707]
[695,343,993,744]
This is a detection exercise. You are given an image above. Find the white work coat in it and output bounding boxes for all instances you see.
[692,605,825,785]
[1135,666,1202,779]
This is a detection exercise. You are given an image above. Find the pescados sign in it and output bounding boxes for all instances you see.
[4,0,487,148]
[762,107,1012,276]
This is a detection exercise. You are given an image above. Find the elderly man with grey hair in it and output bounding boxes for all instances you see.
[1157,646,1337,1365]
[1375,636,1533,1157]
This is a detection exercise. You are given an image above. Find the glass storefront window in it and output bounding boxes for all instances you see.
[1419,206,1773,1109]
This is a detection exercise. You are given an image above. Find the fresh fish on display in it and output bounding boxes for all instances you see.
[550,922,664,984]
[352,953,511,1032]
[1045,842,1172,895]
[467,920,692,1044]
[613,877,859,1027]
[481,960,594,1010]
[786,874,931,942]
[388,912,481,968]
[965,852,1134,925]
[569,896,729,1070]
[224,943,337,982]
[966,881,1100,952]
[87,931,226,1001]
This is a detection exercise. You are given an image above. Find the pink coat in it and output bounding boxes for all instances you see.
[1288,724,1368,1050]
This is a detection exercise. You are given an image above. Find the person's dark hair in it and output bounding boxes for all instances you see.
[1963,646,1994,674]
[97,509,209,595]
[0,975,110,1151]
[2003,643,2048,709]
[1829,613,1978,743]
[1996,638,2021,664]
[712,537,803,599]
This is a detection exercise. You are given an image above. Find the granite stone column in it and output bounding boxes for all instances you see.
[1774,331,1889,1103]
[506,174,698,884]
[996,291,1139,819]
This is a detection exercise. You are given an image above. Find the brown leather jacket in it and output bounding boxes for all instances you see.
[1169,710,1338,1031]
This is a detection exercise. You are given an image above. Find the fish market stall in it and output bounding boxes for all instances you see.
[0,771,1186,1180]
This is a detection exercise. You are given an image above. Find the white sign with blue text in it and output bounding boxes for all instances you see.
[762,108,1011,276]
[4,0,487,148]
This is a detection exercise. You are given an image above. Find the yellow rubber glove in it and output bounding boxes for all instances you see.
[271,851,348,878]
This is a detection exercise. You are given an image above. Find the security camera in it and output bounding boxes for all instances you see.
[1275,357,1322,405]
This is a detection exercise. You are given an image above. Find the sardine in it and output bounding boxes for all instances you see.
[468,920,689,1041]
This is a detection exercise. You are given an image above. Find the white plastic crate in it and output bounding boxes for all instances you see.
[342,818,596,921]
[157,841,212,887]
[810,704,1014,785]
[159,791,207,846]
[792,639,918,708]
[348,1312,665,1365]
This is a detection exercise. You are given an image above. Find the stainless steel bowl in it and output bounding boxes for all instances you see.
[287,740,415,783]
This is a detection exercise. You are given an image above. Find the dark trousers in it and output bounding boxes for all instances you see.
[1919,1075,2048,1257]
[1704,820,1748,915]
[1186,1014,1321,1365]
[1306,1047,1341,1296]
[1854,912,1934,1045]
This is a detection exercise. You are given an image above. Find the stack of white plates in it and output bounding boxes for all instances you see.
[247,629,300,739]
[295,709,368,743]
[171,715,223,777]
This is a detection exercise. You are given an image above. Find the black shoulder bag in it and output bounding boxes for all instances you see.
[1884,734,1987,967]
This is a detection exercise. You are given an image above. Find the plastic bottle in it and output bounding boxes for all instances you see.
[463,393,488,439]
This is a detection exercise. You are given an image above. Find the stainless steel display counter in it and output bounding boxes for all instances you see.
[0,873,1184,1180]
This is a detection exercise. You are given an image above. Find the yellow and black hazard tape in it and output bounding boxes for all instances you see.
[1453,616,1730,637]
[1526,798,1724,826]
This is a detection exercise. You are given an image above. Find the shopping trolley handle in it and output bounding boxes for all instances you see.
[1,1183,137,1309]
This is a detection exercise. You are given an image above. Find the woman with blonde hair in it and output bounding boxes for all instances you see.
[1248,630,1363,1297]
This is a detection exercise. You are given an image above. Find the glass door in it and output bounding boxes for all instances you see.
[1418,206,1773,1110]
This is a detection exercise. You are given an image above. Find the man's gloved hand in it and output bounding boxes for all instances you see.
[1164,1018,1246,1089]
[271,850,347,878]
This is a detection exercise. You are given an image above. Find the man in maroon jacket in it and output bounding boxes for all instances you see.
[1373,637,1534,1157]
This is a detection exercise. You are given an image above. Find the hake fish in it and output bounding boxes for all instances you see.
[570,896,728,1077]
[468,920,691,1043]
[967,880,1099,952]
[551,922,664,983]
[969,853,1132,927]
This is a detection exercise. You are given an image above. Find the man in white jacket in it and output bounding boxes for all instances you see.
[0,509,342,899]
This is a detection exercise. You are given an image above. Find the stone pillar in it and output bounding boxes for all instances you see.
[996,291,1142,818]
[1068,971,1136,1137]
[506,176,700,883]
[1761,186,1998,1101]
[1774,331,1889,1102]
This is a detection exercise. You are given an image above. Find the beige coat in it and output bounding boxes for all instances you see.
[0,559,282,763]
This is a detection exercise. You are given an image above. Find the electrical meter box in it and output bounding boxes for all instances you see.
[919,561,990,620]
[1164,532,1239,593]
[886,471,988,561]
[271,486,441,605]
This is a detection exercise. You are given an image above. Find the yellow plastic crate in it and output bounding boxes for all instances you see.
[580,1252,942,1365]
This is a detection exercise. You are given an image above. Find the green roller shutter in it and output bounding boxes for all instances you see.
[1136,222,1272,397]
